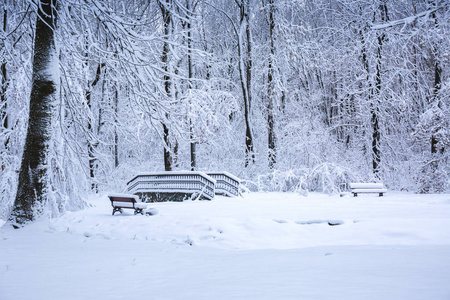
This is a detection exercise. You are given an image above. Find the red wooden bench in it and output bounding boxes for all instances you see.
[108,194,147,215]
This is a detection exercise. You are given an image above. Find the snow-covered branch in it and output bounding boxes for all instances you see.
[371,5,447,30]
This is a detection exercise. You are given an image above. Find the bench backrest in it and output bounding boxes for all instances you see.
[349,183,385,189]
[108,195,138,208]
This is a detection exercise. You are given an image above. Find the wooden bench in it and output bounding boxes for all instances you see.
[108,193,147,215]
[349,183,387,197]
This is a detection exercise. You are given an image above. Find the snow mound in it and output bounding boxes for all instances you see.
[1,192,450,300]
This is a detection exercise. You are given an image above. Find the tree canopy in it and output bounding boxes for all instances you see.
[1,0,449,223]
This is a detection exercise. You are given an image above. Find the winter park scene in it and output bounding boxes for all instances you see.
[1,1,450,299]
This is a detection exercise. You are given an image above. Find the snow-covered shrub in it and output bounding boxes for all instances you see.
[416,160,448,194]
[255,164,356,195]
[239,180,259,193]
[413,88,450,193]
[306,163,356,194]
[0,161,19,220]
[257,169,306,192]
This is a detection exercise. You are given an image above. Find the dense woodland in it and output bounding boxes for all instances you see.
[0,0,449,223]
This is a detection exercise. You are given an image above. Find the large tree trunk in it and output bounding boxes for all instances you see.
[9,0,58,226]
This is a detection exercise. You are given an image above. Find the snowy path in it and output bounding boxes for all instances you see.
[1,192,450,299]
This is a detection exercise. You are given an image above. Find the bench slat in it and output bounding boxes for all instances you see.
[349,183,385,189]
[349,183,387,197]
[351,189,387,193]
[108,193,139,201]
[111,202,135,208]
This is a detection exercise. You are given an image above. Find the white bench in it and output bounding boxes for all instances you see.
[349,183,387,197]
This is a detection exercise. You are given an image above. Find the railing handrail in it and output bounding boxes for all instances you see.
[127,171,216,186]
[207,171,241,183]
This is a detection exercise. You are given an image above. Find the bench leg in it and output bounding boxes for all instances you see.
[353,193,358,197]
[379,193,383,197]
[134,208,144,215]
[112,207,123,215]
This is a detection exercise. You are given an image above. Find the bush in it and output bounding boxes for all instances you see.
[255,163,356,195]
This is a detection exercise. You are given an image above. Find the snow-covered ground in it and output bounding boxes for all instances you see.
[1,192,450,300]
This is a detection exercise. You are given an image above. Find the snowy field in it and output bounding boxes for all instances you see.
[1,191,450,300]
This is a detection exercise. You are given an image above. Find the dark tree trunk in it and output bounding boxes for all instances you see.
[371,2,388,175]
[86,62,104,192]
[430,63,441,154]
[159,0,175,171]
[1,4,8,148]
[266,0,276,169]
[114,88,119,168]
[430,51,442,155]
[186,0,197,171]
[237,0,255,167]
[0,60,6,129]
[371,109,380,172]
[162,123,173,171]
[430,5,442,155]
[9,0,58,226]
[359,25,372,166]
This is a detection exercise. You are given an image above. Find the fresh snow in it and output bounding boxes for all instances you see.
[1,192,450,300]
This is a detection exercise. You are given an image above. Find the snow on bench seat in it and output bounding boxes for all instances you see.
[349,183,387,197]
[108,193,146,215]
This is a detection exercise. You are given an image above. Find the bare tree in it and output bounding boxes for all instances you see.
[371,1,389,175]
[1,2,7,143]
[159,0,177,171]
[186,0,197,171]
[264,0,277,169]
[236,0,255,167]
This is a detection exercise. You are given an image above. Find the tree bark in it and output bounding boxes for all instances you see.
[266,0,276,169]
[430,59,442,155]
[1,3,8,147]
[186,0,197,171]
[237,0,255,167]
[159,0,176,171]
[371,2,388,175]
[86,62,104,192]
[114,87,119,168]
[430,4,442,155]
[10,0,58,226]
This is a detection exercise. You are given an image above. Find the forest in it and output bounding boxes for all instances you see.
[0,0,449,223]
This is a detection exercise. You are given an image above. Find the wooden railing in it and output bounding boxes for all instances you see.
[207,171,241,197]
[127,171,216,201]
